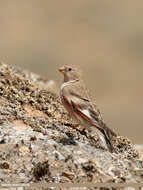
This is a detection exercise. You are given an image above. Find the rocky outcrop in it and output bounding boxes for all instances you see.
[0,63,142,189]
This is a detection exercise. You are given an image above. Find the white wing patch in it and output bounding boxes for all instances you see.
[82,109,92,119]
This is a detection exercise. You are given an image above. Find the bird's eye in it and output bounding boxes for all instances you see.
[68,68,72,71]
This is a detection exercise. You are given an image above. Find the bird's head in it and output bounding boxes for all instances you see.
[58,65,80,82]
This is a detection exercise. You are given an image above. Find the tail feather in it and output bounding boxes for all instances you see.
[96,122,116,153]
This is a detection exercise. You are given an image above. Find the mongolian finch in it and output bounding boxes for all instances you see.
[59,65,116,152]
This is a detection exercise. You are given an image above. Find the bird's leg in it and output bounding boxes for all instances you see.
[80,128,86,135]
[70,123,79,129]
[70,123,89,138]
[80,128,89,138]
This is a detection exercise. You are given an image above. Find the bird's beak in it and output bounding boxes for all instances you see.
[58,66,64,73]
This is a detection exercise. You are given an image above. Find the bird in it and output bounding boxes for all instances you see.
[58,65,117,152]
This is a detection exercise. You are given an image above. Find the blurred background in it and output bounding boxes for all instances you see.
[0,0,143,143]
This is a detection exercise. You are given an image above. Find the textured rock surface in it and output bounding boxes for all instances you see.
[0,63,142,189]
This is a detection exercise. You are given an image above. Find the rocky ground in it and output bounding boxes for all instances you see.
[0,63,142,190]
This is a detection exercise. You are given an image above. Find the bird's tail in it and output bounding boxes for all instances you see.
[96,122,117,153]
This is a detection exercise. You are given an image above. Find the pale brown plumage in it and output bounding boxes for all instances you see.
[59,65,116,152]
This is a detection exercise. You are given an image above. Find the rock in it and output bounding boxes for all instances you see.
[33,160,50,180]
[19,146,30,155]
[0,161,9,169]
[0,63,142,188]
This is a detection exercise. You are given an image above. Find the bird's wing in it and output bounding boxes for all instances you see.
[64,82,103,126]
[70,95,102,124]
